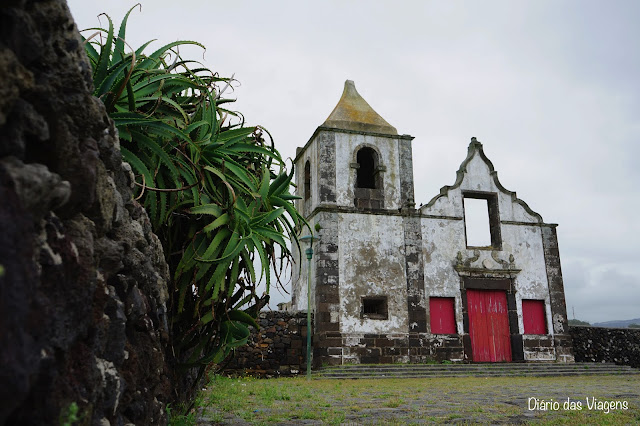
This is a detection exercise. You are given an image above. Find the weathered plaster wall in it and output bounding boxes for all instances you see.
[290,216,318,313]
[295,134,320,217]
[294,130,337,217]
[420,217,466,332]
[420,219,553,338]
[290,236,309,312]
[338,213,408,334]
[0,1,173,424]
[570,326,640,368]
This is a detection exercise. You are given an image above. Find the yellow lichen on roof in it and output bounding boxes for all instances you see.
[322,80,398,135]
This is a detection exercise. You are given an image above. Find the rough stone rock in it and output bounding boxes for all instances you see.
[570,326,640,368]
[0,1,172,424]
[222,312,309,378]
[0,156,71,219]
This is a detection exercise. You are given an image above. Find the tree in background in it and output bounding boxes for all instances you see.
[629,324,640,329]
[83,5,303,384]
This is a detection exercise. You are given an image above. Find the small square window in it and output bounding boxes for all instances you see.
[362,297,388,320]
[429,297,457,334]
[522,299,547,334]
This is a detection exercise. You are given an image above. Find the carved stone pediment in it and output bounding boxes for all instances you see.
[454,250,520,279]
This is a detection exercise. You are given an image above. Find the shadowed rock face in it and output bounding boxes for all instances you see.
[0,1,172,424]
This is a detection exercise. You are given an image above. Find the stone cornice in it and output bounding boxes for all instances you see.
[294,126,414,163]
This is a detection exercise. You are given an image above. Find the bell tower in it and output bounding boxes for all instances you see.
[291,80,423,367]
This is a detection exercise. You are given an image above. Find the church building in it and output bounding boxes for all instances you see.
[291,80,574,365]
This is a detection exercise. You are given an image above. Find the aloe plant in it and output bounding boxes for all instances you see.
[82,5,304,372]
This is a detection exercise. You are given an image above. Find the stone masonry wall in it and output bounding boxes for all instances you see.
[570,326,640,368]
[541,225,574,362]
[324,333,464,365]
[222,312,310,377]
[0,1,173,424]
[221,321,640,377]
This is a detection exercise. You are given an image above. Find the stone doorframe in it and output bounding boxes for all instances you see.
[457,270,524,362]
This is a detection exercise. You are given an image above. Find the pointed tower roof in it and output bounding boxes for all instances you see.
[322,80,398,135]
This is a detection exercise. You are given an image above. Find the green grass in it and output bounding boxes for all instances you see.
[383,397,404,408]
[197,374,640,424]
[166,403,197,426]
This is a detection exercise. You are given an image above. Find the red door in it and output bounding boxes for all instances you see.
[467,289,512,362]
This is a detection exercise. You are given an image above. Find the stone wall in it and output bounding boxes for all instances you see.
[569,326,640,368]
[0,1,173,424]
[222,312,310,377]
[318,333,464,366]
[224,322,640,375]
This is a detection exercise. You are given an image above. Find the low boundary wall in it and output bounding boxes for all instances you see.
[222,312,310,377]
[569,326,640,368]
[222,315,640,376]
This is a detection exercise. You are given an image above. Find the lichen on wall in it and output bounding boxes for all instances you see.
[338,213,408,334]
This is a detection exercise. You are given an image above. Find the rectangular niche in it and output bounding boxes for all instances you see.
[361,296,388,320]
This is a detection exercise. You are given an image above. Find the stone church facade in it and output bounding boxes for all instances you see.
[291,81,574,366]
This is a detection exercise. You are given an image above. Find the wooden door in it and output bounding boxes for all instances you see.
[467,289,512,362]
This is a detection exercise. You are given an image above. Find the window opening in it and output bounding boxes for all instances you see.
[464,198,491,246]
[429,297,457,334]
[463,193,501,249]
[362,296,388,320]
[522,299,547,334]
[304,160,311,200]
[356,147,377,189]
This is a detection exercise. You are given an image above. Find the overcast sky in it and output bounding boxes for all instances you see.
[67,0,639,323]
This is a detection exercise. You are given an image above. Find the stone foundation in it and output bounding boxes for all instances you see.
[222,312,310,377]
[314,332,464,366]
[522,335,556,361]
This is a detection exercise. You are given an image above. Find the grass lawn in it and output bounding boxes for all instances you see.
[182,374,640,424]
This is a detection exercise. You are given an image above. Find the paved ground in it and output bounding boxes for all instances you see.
[196,375,640,424]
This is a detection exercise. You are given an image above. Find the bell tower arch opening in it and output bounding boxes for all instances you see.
[352,145,385,209]
[356,147,378,189]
